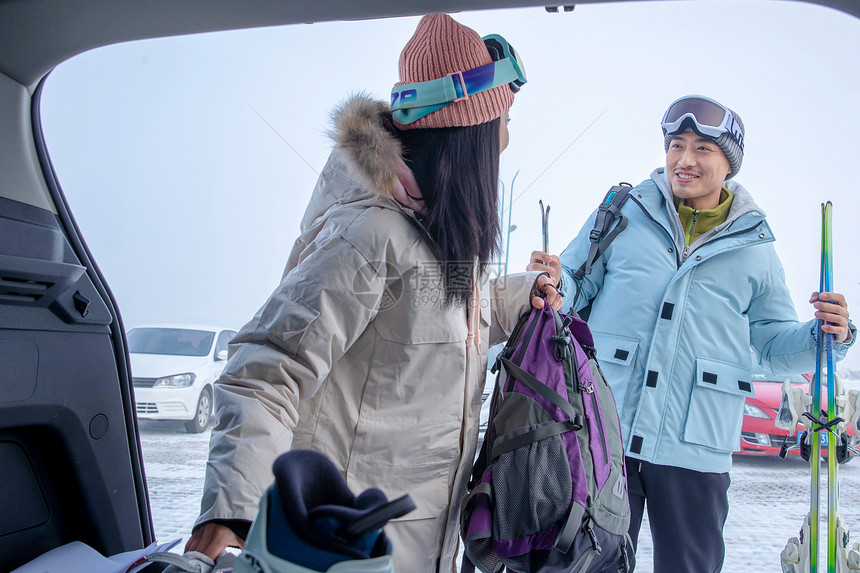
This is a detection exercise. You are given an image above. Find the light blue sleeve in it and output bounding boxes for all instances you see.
[750,252,855,374]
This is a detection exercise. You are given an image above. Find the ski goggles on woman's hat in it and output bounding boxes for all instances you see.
[661,95,744,151]
[390,33,527,125]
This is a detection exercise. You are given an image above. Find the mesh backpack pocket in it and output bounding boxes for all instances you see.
[461,305,633,573]
[492,420,574,541]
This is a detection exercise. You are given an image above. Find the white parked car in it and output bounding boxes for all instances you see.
[129,324,237,433]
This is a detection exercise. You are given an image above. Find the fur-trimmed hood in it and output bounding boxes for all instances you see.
[330,95,407,200]
[299,95,424,233]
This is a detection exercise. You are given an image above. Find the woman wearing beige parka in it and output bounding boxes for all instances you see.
[185,14,562,572]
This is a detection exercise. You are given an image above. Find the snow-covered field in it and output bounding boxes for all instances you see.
[140,420,860,572]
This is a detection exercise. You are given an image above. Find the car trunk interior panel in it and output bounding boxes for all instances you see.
[0,82,152,569]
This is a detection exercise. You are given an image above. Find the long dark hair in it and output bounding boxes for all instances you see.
[393,118,502,303]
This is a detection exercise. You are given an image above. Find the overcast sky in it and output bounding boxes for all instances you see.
[38,0,860,370]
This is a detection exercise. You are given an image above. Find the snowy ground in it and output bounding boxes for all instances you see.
[140,420,860,572]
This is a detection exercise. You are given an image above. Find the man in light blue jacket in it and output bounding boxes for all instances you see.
[529,94,854,572]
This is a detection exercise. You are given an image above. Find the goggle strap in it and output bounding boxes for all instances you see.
[491,58,520,91]
[390,58,519,118]
[391,102,451,125]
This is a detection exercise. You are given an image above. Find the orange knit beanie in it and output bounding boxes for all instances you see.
[394,13,515,130]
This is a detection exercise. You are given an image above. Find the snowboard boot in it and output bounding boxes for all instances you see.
[234,450,415,573]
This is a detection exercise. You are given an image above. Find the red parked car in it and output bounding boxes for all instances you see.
[736,370,858,459]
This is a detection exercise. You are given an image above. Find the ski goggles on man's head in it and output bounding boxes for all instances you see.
[390,33,527,125]
[661,95,744,151]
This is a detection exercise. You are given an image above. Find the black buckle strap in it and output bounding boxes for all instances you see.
[574,184,632,281]
[801,411,852,464]
[491,419,582,460]
[803,411,844,435]
[500,357,579,422]
[335,494,417,540]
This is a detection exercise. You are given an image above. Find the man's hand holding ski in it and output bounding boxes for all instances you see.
[527,251,562,286]
[810,291,852,343]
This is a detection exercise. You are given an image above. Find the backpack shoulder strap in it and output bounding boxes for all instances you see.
[573,182,633,281]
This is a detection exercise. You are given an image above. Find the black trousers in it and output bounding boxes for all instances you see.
[625,457,731,573]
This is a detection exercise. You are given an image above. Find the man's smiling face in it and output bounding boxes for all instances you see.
[666,130,732,210]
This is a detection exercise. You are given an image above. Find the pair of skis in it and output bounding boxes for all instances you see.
[540,199,550,254]
[778,202,860,572]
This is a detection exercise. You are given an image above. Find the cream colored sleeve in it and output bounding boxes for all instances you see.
[487,271,547,346]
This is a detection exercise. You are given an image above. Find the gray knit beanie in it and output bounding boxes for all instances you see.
[663,107,745,179]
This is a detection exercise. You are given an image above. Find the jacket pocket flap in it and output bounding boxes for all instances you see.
[372,286,468,344]
[593,332,639,366]
[347,456,449,521]
[695,357,754,397]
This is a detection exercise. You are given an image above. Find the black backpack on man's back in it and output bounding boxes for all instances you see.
[566,183,632,320]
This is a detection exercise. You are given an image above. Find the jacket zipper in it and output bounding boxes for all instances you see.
[631,195,769,267]
[714,221,769,242]
[687,209,699,244]
[683,220,769,264]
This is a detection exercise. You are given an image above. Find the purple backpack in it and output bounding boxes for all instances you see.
[460,305,633,573]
